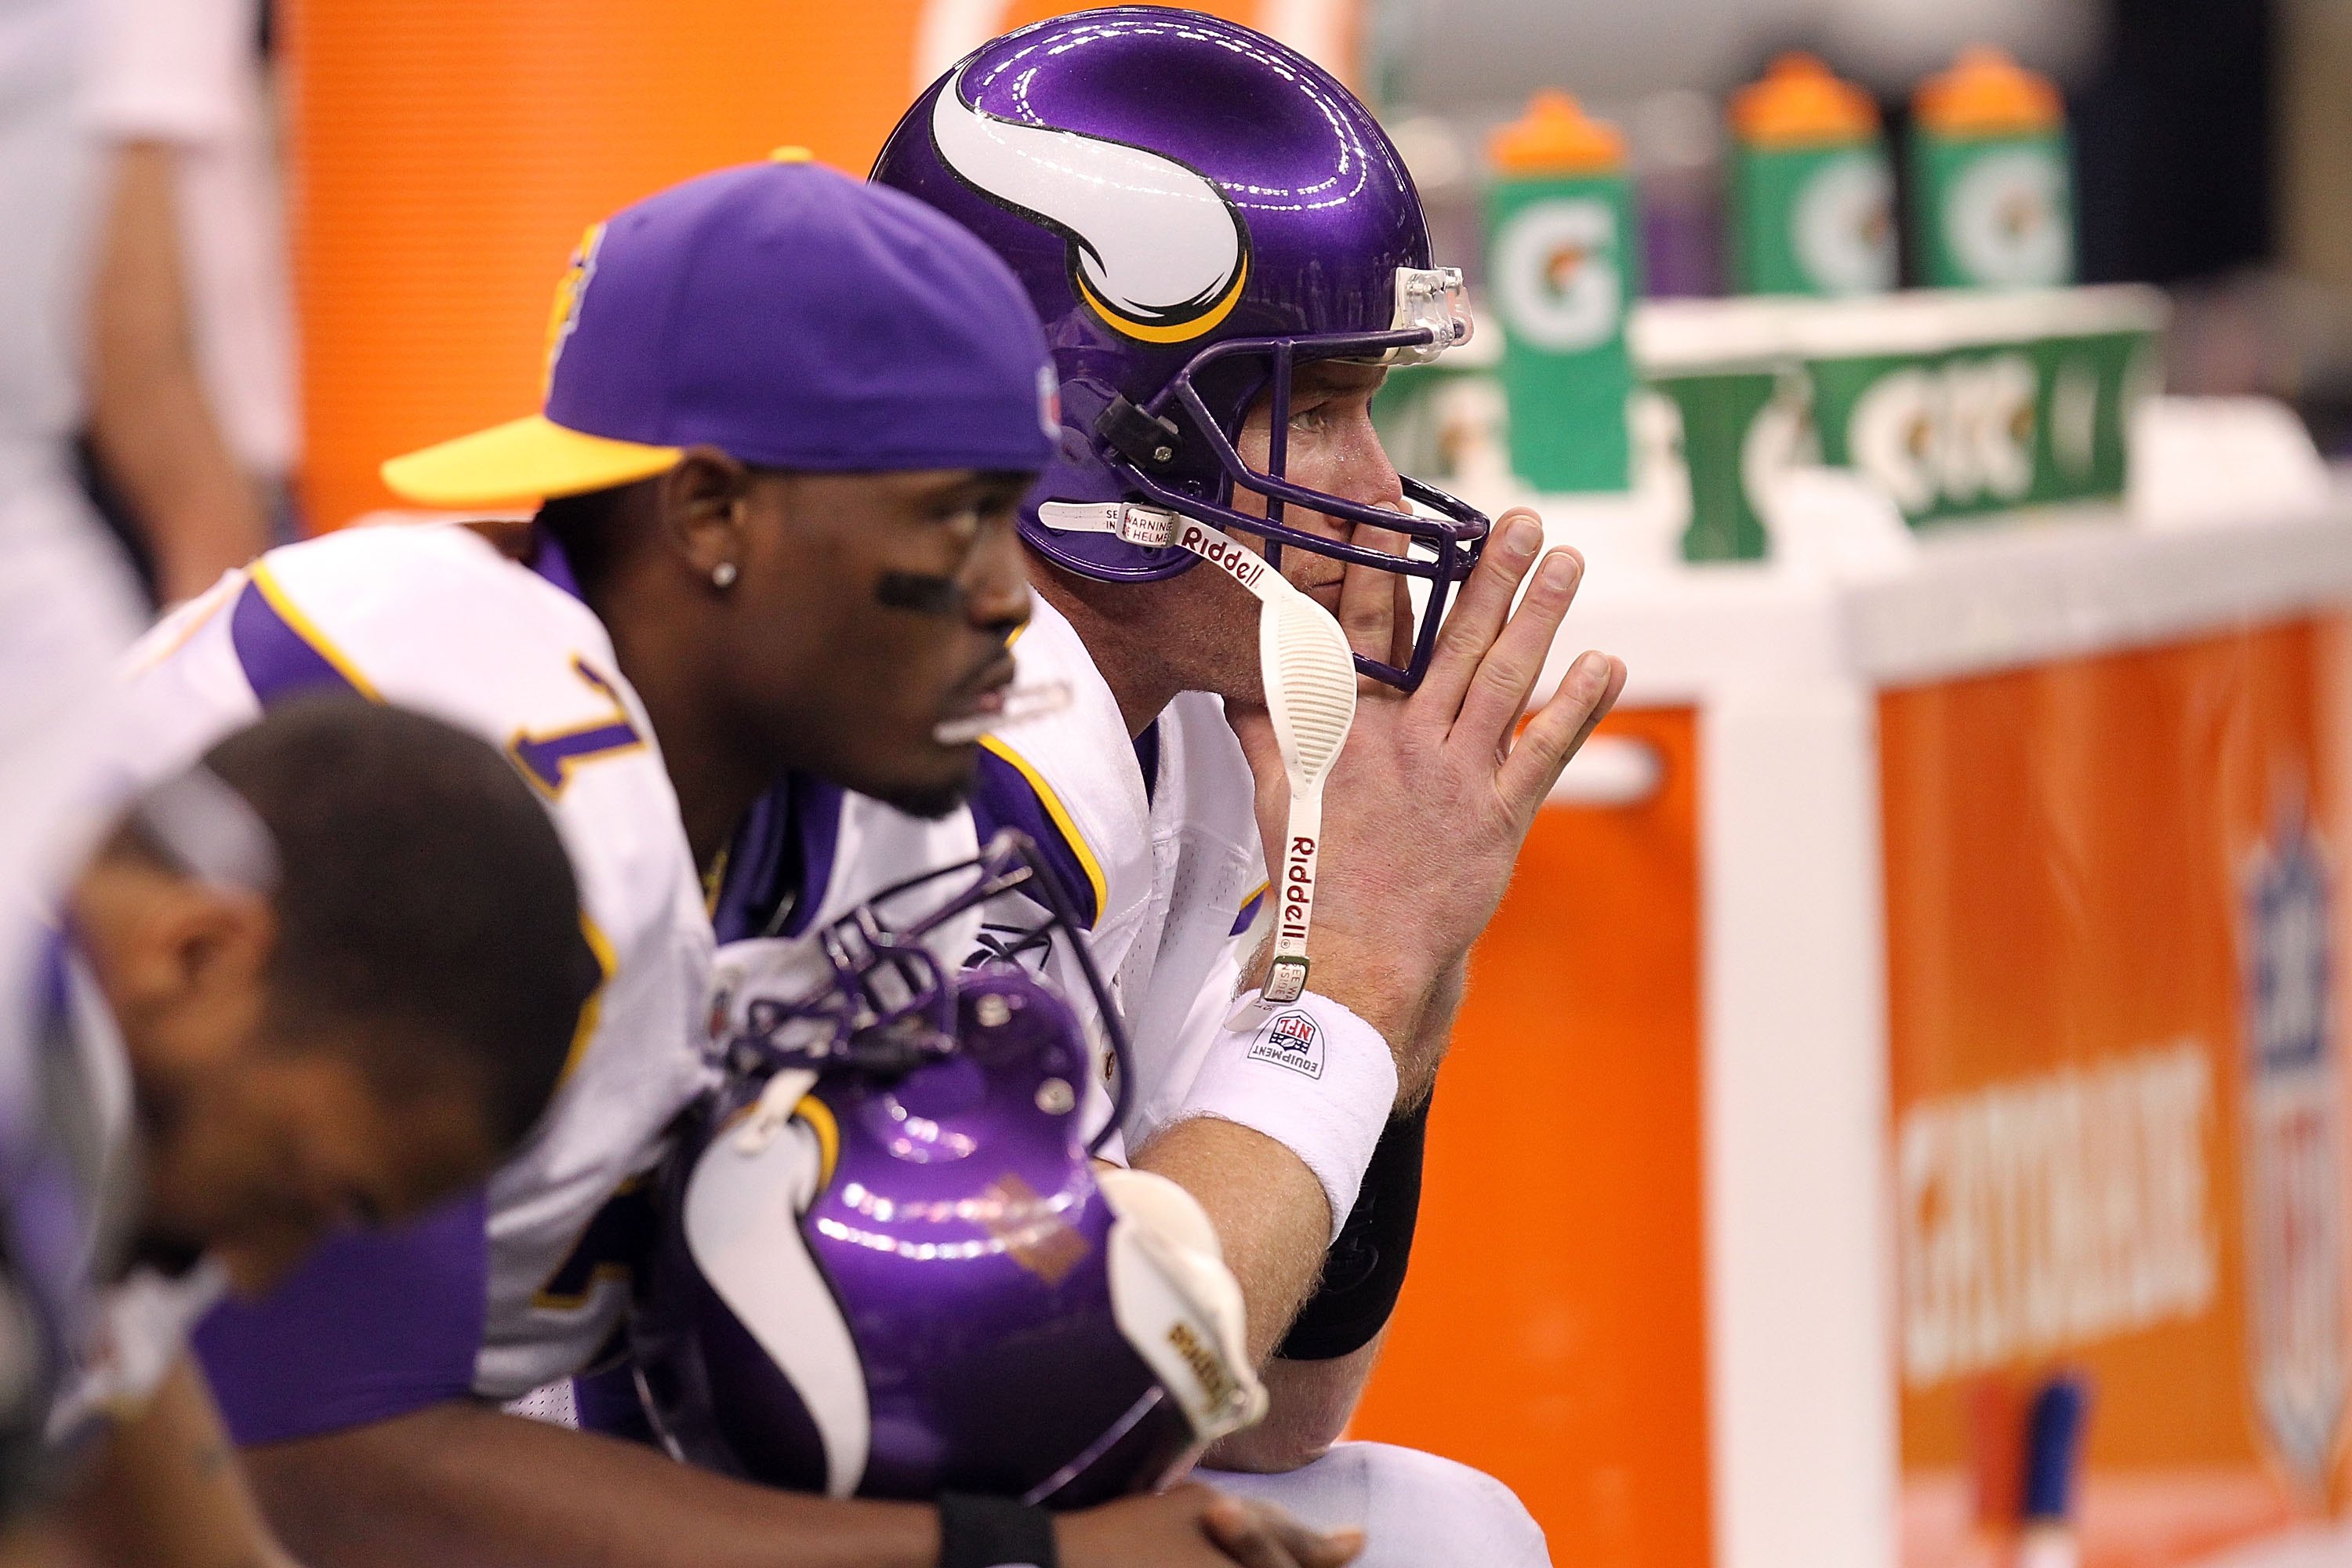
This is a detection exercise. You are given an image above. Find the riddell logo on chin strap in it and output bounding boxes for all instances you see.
[1278,837,1316,942]
[1177,524,1268,593]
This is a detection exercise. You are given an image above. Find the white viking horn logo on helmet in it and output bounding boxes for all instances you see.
[928,60,1250,343]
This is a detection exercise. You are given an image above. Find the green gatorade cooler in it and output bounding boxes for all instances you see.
[1486,90,1638,492]
[1729,54,1896,298]
[1911,47,2074,289]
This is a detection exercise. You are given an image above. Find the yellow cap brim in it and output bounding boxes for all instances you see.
[379,415,682,509]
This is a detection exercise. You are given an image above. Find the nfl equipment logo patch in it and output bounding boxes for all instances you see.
[1248,1010,1323,1080]
[2240,800,2347,1494]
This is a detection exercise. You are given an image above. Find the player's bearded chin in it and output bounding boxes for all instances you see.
[873,764,976,822]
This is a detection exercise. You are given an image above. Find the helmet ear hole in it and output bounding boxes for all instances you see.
[1094,397,1183,470]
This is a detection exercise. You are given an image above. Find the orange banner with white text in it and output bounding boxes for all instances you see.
[1885,617,2352,1568]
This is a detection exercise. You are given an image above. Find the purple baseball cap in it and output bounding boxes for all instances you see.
[383,151,1059,508]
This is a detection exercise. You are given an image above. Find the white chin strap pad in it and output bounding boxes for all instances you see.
[1035,501,1358,1025]
[1098,1166,1269,1451]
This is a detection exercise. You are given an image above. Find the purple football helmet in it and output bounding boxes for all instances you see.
[633,833,1264,1507]
[872,7,1489,688]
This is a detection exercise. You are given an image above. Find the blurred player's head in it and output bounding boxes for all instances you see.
[380,158,1058,818]
[68,699,597,1293]
[872,8,1488,697]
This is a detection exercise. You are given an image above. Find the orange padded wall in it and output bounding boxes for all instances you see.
[288,0,1355,531]
[1353,707,1712,1568]
[289,0,926,529]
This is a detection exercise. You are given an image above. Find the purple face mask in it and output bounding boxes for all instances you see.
[712,831,1131,1154]
[1081,324,1490,690]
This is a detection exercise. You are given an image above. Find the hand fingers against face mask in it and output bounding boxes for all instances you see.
[1334,517,1410,664]
[1367,510,1414,675]
[1496,651,1628,816]
[1450,546,1584,758]
[1409,510,1544,724]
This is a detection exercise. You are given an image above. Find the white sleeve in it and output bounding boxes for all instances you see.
[1124,936,1246,1153]
[82,0,252,143]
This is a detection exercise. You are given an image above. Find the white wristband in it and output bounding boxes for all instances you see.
[1174,989,1398,1244]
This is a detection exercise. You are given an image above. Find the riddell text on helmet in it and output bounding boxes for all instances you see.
[1177,524,1269,593]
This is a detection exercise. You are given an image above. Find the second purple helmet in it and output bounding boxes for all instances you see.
[871,7,1489,688]
[630,833,1266,1507]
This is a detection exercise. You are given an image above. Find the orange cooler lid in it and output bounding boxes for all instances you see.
[1489,89,1627,176]
[1730,53,1880,148]
[1914,46,2064,136]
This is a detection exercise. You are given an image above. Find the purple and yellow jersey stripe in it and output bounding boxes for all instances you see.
[1231,880,1269,938]
[230,560,381,704]
[232,553,645,809]
[971,735,1108,929]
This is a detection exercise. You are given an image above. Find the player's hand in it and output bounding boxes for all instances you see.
[1236,507,1625,1079]
[1059,1484,1364,1568]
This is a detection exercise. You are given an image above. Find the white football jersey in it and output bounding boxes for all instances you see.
[968,602,1399,1249]
[964,597,1269,1152]
[115,524,713,1430]
[703,595,1267,1160]
[710,782,982,953]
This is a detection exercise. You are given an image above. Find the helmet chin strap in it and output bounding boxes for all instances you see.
[1037,501,1356,1022]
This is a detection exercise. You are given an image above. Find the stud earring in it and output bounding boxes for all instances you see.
[711,561,739,590]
